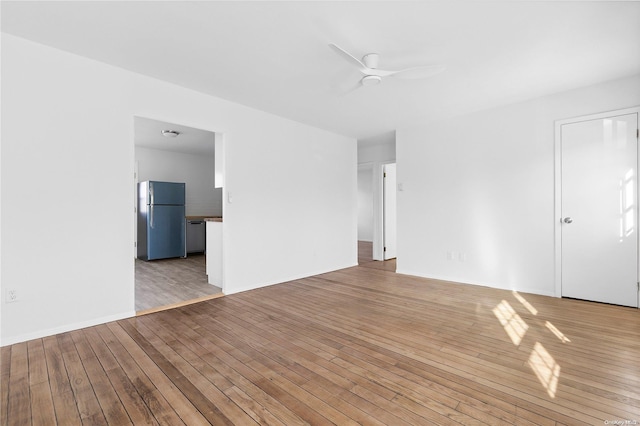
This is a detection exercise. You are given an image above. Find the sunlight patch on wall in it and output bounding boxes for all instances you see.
[619,168,635,242]
[528,342,561,398]
[492,300,528,346]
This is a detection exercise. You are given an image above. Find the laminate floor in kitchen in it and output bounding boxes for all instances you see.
[135,254,223,314]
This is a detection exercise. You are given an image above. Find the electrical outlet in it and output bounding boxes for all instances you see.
[6,289,18,303]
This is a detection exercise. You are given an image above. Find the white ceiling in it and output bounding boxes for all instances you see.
[134,117,215,156]
[3,1,640,141]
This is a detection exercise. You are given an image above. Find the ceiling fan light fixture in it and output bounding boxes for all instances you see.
[361,75,382,86]
[161,130,180,138]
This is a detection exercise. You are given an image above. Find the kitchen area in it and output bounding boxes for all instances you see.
[134,117,224,313]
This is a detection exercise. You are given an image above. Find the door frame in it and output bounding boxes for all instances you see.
[382,162,397,260]
[374,160,396,260]
[554,106,640,300]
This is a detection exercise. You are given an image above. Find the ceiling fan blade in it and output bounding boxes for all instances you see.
[327,72,363,97]
[342,81,364,96]
[387,64,446,79]
[329,43,366,70]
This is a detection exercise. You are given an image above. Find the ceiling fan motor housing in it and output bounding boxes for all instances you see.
[362,53,380,69]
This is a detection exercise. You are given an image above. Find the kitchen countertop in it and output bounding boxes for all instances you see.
[186,216,222,221]
[204,217,223,222]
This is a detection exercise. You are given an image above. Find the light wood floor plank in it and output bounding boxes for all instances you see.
[29,381,56,426]
[42,336,83,426]
[154,308,316,426]
[27,341,56,425]
[56,332,108,425]
[181,309,356,425]
[210,298,473,425]
[170,306,337,425]
[7,342,31,425]
[222,290,516,426]
[104,322,203,426]
[27,340,55,425]
[124,317,256,425]
[69,330,132,425]
[216,301,416,426]
[81,326,159,425]
[94,323,187,426]
[0,347,10,426]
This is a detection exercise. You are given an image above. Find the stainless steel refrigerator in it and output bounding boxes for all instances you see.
[137,181,186,260]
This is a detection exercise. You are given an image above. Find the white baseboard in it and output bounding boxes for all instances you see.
[395,269,556,298]
[1,310,136,347]
[225,262,359,295]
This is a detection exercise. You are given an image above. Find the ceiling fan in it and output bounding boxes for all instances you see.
[329,43,445,87]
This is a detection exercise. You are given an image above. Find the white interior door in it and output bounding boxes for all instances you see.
[383,163,397,260]
[560,112,639,307]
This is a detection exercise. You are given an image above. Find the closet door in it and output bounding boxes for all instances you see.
[560,112,638,307]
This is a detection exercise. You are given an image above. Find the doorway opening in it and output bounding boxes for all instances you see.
[383,162,397,261]
[357,161,396,271]
[133,116,223,314]
[357,163,374,264]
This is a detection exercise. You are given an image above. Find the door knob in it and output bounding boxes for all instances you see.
[563,217,573,224]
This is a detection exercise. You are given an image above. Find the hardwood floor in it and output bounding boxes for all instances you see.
[3,264,640,425]
[358,240,396,272]
[358,240,374,264]
[135,255,222,314]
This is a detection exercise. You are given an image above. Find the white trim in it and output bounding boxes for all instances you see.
[375,160,396,261]
[373,163,385,260]
[0,310,136,347]
[395,269,556,298]
[224,263,359,295]
[216,132,227,294]
[133,159,139,259]
[554,106,640,299]
[554,119,562,298]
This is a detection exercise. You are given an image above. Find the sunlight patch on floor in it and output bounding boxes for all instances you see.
[528,342,561,398]
[493,300,529,346]
[545,321,571,343]
[512,291,538,315]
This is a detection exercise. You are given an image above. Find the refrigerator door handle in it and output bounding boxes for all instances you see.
[150,182,155,206]
[150,205,154,229]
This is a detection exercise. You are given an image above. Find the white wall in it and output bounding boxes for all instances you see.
[358,140,396,165]
[357,165,373,241]
[397,74,640,296]
[1,35,356,345]
[135,147,222,216]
